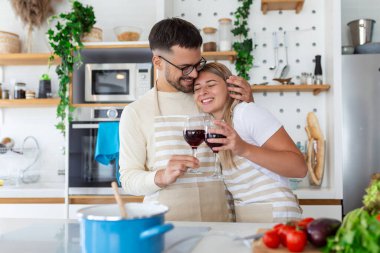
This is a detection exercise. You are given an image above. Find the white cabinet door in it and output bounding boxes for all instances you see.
[300,205,342,221]
[0,204,65,219]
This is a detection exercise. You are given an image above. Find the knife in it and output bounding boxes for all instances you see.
[234,232,264,241]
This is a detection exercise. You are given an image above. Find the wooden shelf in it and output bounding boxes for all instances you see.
[202,51,236,63]
[261,0,304,14]
[251,84,330,95]
[0,53,60,66]
[0,98,60,108]
[72,103,128,108]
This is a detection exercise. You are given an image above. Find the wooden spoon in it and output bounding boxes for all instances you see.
[111,181,127,218]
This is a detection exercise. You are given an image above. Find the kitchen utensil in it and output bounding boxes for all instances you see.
[111,181,127,218]
[77,203,173,253]
[234,232,264,241]
[269,32,278,70]
[279,31,289,78]
[273,78,292,85]
[347,19,376,47]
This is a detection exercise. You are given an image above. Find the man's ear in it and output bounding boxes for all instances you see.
[152,55,162,70]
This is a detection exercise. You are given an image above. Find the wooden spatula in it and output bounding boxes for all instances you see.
[111,181,127,218]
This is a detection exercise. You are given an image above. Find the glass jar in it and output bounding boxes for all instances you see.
[218,18,233,51]
[14,82,26,99]
[2,89,9,99]
[300,72,308,84]
[202,27,217,52]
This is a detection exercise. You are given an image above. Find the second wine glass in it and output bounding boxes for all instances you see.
[183,115,205,174]
[205,118,226,179]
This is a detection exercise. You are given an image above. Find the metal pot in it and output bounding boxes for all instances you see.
[347,19,376,47]
[77,203,173,253]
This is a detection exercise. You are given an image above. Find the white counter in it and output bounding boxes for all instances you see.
[0,218,271,253]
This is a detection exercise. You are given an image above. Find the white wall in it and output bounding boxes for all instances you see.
[341,0,380,46]
[0,0,157,185]
[0,0,338,195]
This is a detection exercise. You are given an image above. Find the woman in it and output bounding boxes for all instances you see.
[193,62,308,222]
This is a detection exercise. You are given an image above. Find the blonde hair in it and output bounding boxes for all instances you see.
[198,62,239,170]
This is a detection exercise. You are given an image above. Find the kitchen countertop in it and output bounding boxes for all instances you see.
[0,218,271,253]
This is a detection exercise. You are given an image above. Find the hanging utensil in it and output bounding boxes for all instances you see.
[269,32,278,70]
[279,31,290,78]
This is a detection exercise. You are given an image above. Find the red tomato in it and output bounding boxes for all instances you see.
[376,214,380,222]
[297,217,315,230]
[273,223,285,234]
[278,225,296,247]
[263,229,280,249]
[286,229,307,252]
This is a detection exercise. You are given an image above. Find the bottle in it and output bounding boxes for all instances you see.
[314,55,322,84]
[218,18,233,51]
[0,83,2,99]
[202,27,217,52]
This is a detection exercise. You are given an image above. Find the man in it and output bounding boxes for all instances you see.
[119,18,253,221]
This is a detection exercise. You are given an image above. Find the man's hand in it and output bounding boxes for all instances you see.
[226,75,254,103]
[154,155,200,188]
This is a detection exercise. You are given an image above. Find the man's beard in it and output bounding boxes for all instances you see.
[166,73,194,93]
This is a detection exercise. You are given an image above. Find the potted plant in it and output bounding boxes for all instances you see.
[38,73,52,98]
[46,0,96,136]
[232,0,254,80]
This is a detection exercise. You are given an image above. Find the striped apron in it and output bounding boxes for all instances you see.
[143,87,231,222]
[222,156,302,223]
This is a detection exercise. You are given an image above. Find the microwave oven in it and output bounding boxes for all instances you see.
[84,63,152,103]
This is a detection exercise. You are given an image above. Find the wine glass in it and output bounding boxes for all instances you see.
[205,118,226,179]
[183,115,205,174]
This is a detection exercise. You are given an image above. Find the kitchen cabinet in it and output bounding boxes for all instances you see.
[261,0,305,14]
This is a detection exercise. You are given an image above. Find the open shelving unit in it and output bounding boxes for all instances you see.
[0,98,60,108]
[251,84,331,95]
[261,0,305,14]
[0,53,60,66]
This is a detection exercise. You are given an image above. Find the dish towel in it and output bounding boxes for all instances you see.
[95,122,120,185]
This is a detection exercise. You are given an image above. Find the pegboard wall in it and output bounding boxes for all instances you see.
[168,0,328,156]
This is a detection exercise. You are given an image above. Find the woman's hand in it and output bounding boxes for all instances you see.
[206,120,249,156]
[226,76,254,103]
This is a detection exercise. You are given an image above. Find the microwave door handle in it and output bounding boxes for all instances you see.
[72,123,99,129]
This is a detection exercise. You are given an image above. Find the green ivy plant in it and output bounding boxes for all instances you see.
[47,0,96,136]
[232,0,254,80]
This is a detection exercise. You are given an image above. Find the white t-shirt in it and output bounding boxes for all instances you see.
[233,102,289,186]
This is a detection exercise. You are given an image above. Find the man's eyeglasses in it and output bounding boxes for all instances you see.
[158,56,207,76]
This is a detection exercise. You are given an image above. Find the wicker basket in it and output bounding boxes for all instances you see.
[81,27,103,42]
[0,31,21,54]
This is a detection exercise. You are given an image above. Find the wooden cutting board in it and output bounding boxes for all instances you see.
[252,229,322,253]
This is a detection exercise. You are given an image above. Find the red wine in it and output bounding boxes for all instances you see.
[184,130,205,148]
[205,133,226,153]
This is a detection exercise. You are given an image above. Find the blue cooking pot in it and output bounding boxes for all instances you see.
[77,203,173,253]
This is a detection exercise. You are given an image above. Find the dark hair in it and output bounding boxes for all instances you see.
[148,18,202,52]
